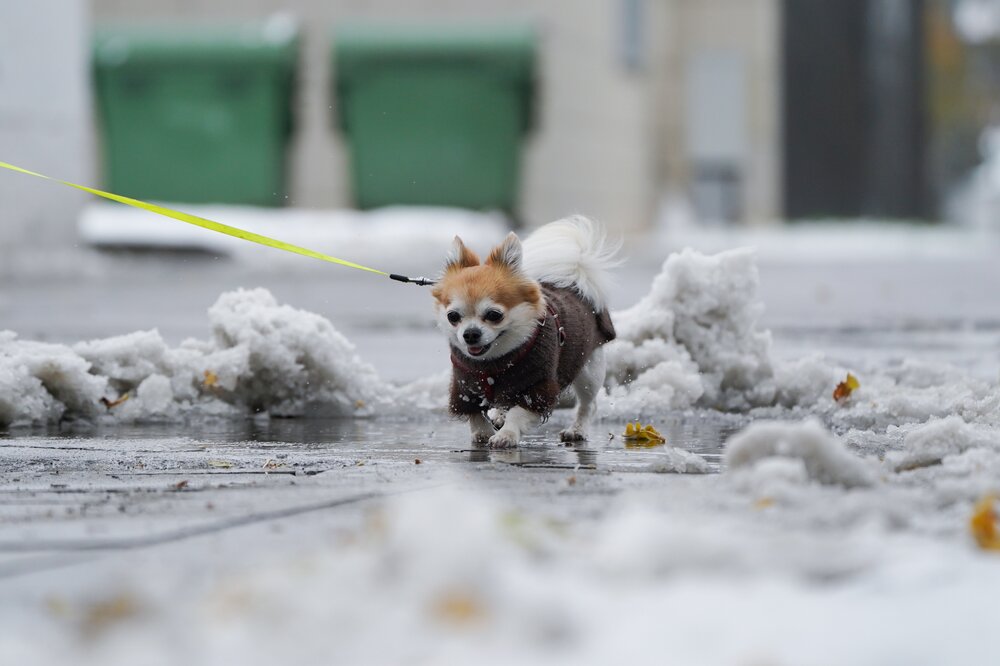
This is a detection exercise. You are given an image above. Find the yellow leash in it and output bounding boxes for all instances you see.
[0,160,434,284]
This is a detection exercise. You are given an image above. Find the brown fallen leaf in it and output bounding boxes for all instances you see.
[100,394,129,410]
[833,372,860,403]
[414,458,422,465]
[171,480,189,491]
[567,475,577,486]
[970,495,1000,552]
[80,593,141,638]
[262,459,285,470]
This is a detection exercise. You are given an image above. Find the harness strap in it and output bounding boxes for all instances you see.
[547,303,566,347]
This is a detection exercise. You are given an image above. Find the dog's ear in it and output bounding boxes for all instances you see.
[486,232,523,272]
[445,236,480,271]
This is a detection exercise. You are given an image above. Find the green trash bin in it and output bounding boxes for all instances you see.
[333,24,537,213]
[93,21,299,206]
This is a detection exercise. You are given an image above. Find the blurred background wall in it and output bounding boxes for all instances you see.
[0,1,92,251]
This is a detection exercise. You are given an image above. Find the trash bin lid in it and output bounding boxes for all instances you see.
[94,17,300,69]
[334,23,536,84]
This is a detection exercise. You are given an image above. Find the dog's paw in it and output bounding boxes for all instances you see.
[488,430,520,449]
[559,427,587,442]
[471,431,492,446]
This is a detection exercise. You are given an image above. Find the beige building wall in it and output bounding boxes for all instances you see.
[91,0,665,232]
[0,1,92,249]
[658,0,782,226]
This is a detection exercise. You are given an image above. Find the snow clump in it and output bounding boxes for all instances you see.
[0,289,388,427]
[0,332,106,425]
[603,248,777,414]
[886,415,1000,472]
[724,418,877,487]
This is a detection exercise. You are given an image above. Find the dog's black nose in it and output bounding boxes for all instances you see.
[463,327,482,344]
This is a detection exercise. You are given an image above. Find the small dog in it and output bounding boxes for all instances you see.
[432,216,618,448]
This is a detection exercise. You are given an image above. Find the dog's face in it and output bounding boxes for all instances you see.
[432,233,543,361]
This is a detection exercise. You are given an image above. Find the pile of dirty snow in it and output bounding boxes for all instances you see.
[600,248,1000,436]
[604,248,776,413]
[1,289,387,427]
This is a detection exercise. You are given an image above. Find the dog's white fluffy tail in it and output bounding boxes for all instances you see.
[521,215,621,310]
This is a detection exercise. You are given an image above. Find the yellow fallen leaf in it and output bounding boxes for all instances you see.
[430,590,488,626]
[833,373,860,402]
[203,370,219,388]
[970,494,1000,552]
[623,421,666,447]
[208,460,233,469]
[753,497,775,510]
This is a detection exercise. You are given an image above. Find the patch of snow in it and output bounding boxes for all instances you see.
[645,447,710,474]
[887,416,1000,472]
[651,218,1000,262]
[1,288,389,427]
[724,418,877,487]
[0,332,106,426]
[604,248,775,414]
[78,202,509,274]
[605,446,710,474]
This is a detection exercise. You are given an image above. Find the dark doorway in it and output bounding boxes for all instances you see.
[783,0,928,219]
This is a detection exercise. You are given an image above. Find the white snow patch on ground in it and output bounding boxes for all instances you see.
[725,418,877,487]
[0,332,106,425]
[887,415,1000,472]
[1,288,388,426]
[653,217,1000,262]
[604,248,775,414]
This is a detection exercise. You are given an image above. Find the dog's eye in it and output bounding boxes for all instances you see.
[483,309,504,323]
[446,311,461,325]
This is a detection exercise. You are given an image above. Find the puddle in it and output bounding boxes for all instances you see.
[1,412,744,474]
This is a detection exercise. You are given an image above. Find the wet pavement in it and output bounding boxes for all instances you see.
[0,412,744,579]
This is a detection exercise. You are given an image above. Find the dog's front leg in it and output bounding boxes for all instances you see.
[469,412,495,445]
[488,406,540,449]
[488,406,508,430]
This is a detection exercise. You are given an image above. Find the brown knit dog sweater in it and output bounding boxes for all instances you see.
[449,284,616,419]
